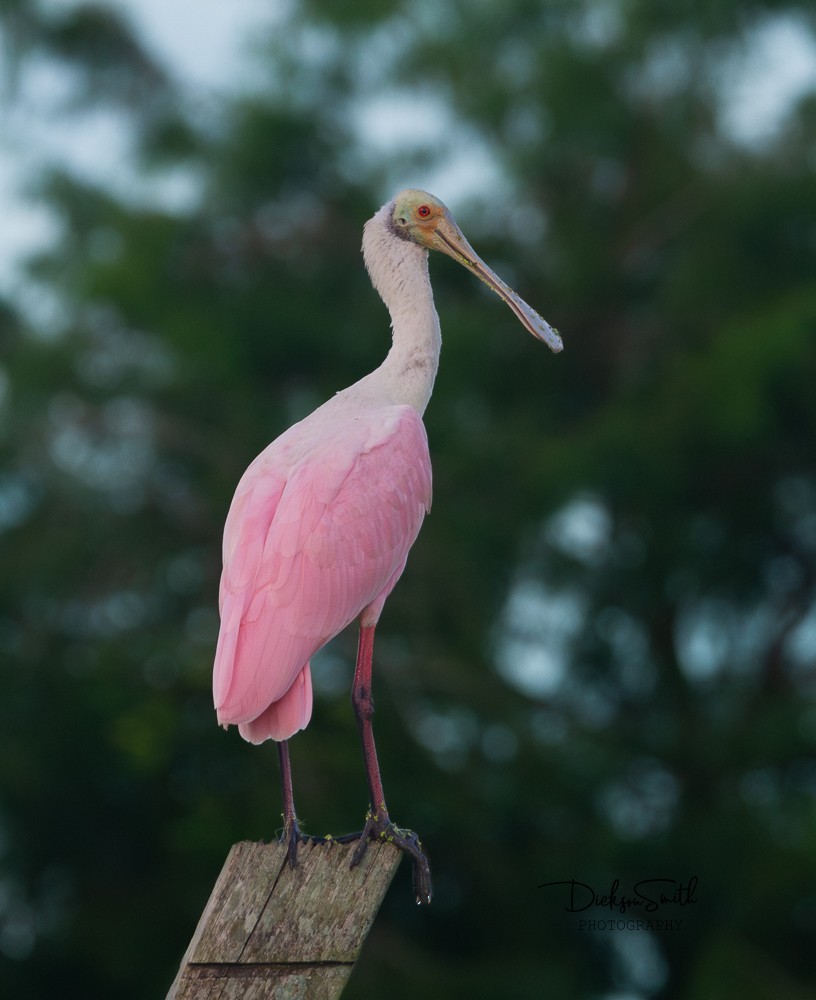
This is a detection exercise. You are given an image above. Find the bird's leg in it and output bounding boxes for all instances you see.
[277,741,336,863]
[352,625,387,814]
[347,623,433,904]
[277,739,303,867]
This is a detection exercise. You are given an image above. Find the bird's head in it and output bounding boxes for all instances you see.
[389,188,562,353]
[389,190,451,247]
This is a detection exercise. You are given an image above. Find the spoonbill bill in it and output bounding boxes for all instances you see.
[213,190,561,904]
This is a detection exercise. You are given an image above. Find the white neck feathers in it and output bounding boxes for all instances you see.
[361,202,442,415]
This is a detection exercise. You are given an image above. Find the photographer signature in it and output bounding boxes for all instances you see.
[538,876,698,914]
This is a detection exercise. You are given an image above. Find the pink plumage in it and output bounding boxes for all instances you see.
[211,189,559,904]
[214,402,431,742]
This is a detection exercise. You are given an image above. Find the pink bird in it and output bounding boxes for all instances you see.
[213,190,562,904]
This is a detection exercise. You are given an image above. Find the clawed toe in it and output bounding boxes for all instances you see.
[280,819,334,867]
[347,809,433,905]
[280,818,303,867]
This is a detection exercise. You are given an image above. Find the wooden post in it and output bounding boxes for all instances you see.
[166,839,402,1000]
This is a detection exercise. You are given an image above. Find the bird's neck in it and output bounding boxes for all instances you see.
[362,208,441,415]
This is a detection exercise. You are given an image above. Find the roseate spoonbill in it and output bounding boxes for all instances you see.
[214,190,561,904]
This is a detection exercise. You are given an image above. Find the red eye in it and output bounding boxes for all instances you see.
[417,204,431,218]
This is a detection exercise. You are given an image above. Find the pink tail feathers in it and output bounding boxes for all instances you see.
[237,664,313,744]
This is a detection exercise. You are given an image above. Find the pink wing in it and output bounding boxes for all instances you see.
[213,403,431,742]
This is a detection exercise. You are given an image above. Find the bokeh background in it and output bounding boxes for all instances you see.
[2,1,816,997]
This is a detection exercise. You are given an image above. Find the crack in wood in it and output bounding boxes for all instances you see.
[166,839,402,1000]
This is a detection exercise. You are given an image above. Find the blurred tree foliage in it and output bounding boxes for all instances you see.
[1,1,815,997]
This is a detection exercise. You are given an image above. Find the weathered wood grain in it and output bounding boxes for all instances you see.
[166,839,402,999]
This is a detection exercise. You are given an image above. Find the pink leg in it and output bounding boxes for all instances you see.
[351,625,387,813]
[277,740,301,867]
[349,623,433,905]
[278,740,337,866]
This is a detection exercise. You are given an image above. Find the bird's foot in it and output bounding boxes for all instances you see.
[341,807,433,905]
[279,817,334,868]
[280,816,305,868]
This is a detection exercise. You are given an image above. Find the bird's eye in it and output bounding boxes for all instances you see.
[417,204,431,218]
